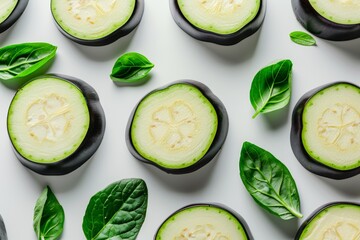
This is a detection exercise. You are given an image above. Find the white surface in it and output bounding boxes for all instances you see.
[0,1,359,239]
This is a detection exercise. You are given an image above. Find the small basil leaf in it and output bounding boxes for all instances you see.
[33,186,65,240]
[290,31,316,46]
[239,141,303,220]
[110,52,154,85]
[82,178,148,240]
[0,42,57,88]
[250,59,292,118]
[0,214,8,240]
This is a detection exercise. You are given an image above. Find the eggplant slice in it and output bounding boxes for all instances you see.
[291,0,360,41]
[295,202,360,240]
[169,0,266,45]
[7,74,106,175]
[51,0,144,46]
[155,203,254,240]
[0,0,28,34]
[126,80,229,174]
[291,82,360,179]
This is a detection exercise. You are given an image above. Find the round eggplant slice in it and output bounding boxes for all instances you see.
[295,202,360,240]
[0,214,7,240]
[291,82,360,179]
[291,0,360,41]
[51,0,144,46]
[155,203,253,240]
[7,74,106,175]
[126,80,229,174]
[0,0,28,34]
[169,0,266,45]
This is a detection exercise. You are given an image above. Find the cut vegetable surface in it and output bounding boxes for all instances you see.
[295,202,360,240]
[309,0,360,25]
[155,203,253,240]
[291,82,360,179]
[0,0,28,34]
[126,80,229,174]
[291,0,360,40]
[7,74,105,175]
[51,0,144,46]
[170,0,266,45]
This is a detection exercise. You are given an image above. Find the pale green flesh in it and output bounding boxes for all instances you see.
[51,0,135,40]
[309,0,360,24]
[8,77,90,163]
[302,83,360,170]
[0,0,18,24]
[131,83,218,169]
[299,204,360,240]
[156,205,248,240]
[178,0,260,34]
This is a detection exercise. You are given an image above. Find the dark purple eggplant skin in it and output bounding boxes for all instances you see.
[126,80,229,174]
[290,81,360,180]
[7,74,106,175]
[154,203,254,240]
[0,214,7,240]
[294,201,360,239]
[169,0,266,46]
[0,0,28,34]
[51,0,144,46]
[291,0,360,41]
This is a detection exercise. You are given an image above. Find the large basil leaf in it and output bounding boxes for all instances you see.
[0,214,8,240]
[0,42,57,87]
[110,52,154,85]
[82,178,148,240]
[250,59,292,118]
[33,186,65,240]
[239,141,303,220]
[290,31,316,46]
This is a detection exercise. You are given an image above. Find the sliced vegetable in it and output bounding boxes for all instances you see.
[250,59,293,118]
[51,0,144,46]
[291,0,360,41]
[33,186,64,240]
[110,52,154,85]
[126,80,229,174]
[169,0,267,45]
[295,202,360,240]
[0,42,57,89]
[0,214,8,240]
[290,31,317,46]
[0,0,28,34]
[156,203,253,240]
[82,178,148,240]
[240,141,303,220]
[7,74,105,175]
[291,82,360,179]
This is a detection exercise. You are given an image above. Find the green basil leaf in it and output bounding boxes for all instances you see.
[33,186,65,240]
[0,214,8,240]
[290,31,316,46]
[82,178,148,240]
[250,59,292,118]
[110,52,154,85]
[239,141,303,220]
[0,42,57,88]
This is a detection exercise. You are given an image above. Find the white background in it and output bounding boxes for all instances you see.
[0,1,360,239]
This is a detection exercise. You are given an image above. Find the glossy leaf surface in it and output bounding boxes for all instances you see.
[33,186,64,240]
[240,141,303,220]
[250,59,292,118]
[82,178,148,240]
